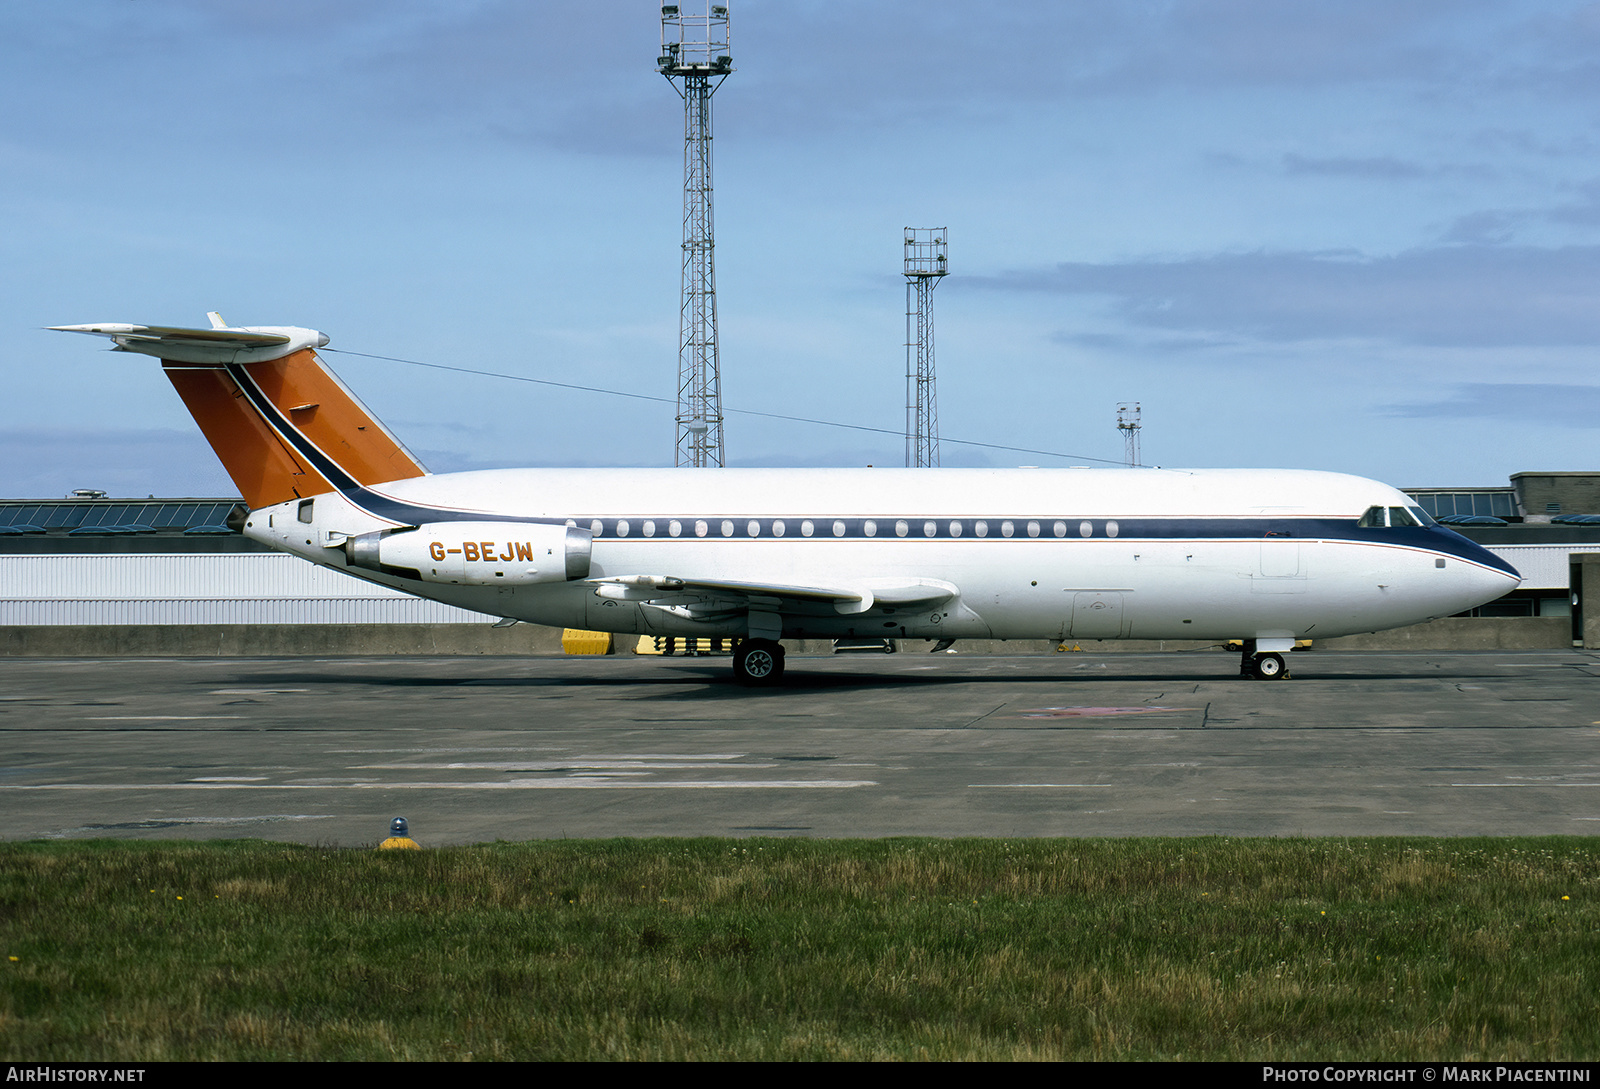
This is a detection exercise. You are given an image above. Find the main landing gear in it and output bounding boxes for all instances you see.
[1238,640,1291,681]
[733,638,785,687]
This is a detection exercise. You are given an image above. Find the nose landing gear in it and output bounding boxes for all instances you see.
[1238,639,1291,680]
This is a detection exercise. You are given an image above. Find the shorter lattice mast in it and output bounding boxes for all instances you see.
[1117,402,1142,467]
[904,227,948,467]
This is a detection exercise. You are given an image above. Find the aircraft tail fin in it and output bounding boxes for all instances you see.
[53,319,428,509]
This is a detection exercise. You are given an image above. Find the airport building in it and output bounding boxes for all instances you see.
[3,474,1599,652]
[0,494,495,629]
[1402,473,1600,627]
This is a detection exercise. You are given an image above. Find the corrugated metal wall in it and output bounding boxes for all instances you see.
[0,554,492,625]
[1484,546,1573,590]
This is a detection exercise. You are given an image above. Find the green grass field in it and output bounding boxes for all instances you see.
[1,837,1595,1061]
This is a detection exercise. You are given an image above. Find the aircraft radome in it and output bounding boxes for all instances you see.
[54,317,1522,685]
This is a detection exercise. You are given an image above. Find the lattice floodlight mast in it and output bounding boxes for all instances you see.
[1117,401,1141,467]
[659,3,733,468]
[904,227,948,467]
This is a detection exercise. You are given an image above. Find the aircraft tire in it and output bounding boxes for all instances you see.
[1252,652,1287,680]
[734,639,785,686]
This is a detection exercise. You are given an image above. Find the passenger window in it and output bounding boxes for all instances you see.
[1357,506,1387,528]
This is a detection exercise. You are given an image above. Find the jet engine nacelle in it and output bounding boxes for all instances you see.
[345,521,592,586]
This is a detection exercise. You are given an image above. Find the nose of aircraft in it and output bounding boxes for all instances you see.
[1439,532,1522,614]
[1464,559,1522,607]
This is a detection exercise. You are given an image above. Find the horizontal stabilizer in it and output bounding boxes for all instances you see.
[51,320,329,365]
[55,314,425,508]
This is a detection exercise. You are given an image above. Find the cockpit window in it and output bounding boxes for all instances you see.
[1358,506,1387,528]
[1407,505,1437,527]
[1388,506,1419,528]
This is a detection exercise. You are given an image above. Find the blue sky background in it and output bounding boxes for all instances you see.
[5,1,1600,498]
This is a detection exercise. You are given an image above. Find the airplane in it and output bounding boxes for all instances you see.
[53,315,1523,685]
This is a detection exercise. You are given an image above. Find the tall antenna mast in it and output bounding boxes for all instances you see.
[659,3,733,468]
[904,227,948,467]
[1117,401,1142,467]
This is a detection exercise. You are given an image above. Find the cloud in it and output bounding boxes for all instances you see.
[9,1,1587,159]
[1282,153,1432,179]
[1386,383,1600,428]
[1440,210,1523,246]
[973,245,1600,348]
[0,428,235,499]
[1545,178,1600,226]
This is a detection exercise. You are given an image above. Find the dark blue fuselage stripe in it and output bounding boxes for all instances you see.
[345,502,1520,578]
[552,517,1513,576]
[228,369,1515,580]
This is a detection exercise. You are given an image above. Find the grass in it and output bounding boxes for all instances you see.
[1,837,1596,1060]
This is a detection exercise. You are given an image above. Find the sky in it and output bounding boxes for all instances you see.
[5,0,1600,498]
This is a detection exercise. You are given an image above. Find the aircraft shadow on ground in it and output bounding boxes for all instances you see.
[224,663,1511,694]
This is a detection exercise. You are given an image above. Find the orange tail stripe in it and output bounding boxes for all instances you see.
[164,365,334,509]
[240,350,427,488]
[162,348,427,510]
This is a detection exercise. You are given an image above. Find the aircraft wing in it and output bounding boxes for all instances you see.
[588,574,959,617]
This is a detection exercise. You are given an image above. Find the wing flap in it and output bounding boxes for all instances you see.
[590,574,866,609]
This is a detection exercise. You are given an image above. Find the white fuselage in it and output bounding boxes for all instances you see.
[244,466,1521,645]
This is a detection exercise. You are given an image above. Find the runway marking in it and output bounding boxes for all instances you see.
[84,716,245,721]
[328,746,564,754]
[1016,707,1191,718]
[210,688,310,695]
[968,783,1114,789]
[362,779,877,790]
[356,761,777,771]
[570,753,747,760]
[6,779,876,791]
[189,776,269,782]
